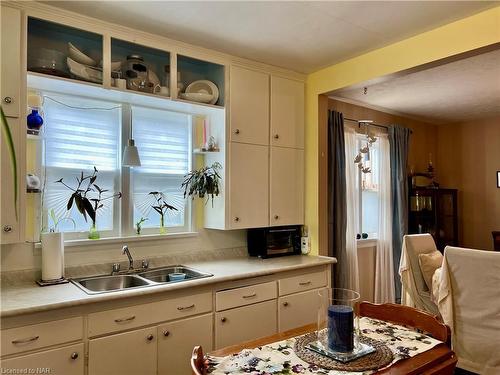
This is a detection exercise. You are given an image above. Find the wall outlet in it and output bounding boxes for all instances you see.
[301,236,310,255]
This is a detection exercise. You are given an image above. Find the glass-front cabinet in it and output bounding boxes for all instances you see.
[409,188,458,251]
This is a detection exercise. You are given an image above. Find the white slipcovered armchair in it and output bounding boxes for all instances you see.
[399,234,439,315]
[437,246,500,374]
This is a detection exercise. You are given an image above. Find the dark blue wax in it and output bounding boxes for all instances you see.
[328,304,354,352]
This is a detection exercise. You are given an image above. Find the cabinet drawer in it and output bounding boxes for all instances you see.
[88,291,212,337]
[1,343,84,375]
[1,317,83,357]
[279,270,327,296]
[215,300,277,349]
[216,281,277,311]
[279,288,326,332]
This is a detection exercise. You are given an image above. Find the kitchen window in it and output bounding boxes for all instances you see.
[41,94,192,239]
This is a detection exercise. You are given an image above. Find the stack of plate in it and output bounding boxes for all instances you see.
[181,80,219,105]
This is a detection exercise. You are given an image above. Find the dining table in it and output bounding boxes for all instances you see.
[208,317,456,374]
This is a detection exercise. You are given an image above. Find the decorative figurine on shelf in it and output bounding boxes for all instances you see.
[207,136,219,152]
[27,92,44,134]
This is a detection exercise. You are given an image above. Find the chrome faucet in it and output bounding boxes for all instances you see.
[122,245,134,270]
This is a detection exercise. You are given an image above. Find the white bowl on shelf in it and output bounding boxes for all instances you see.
[68,42,97,66]
[185,80,219,105]
[67,57,102,83]
[179,92,214,104]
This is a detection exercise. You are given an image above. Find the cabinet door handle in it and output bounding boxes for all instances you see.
[114,315,136,323]
[3,225,13,233]
[299,281,311,286]
[234,129,240,134]
[3,96,12,104]
[177,304,195,311]
[146,334,154,341]
[12,336,39,344]
[274,134,279,139]
[274,215,279,220]
[70,352,79,360]
[283,302,289,307]
[220,317,227,323]
[242,292,256,299]
[163,330,170,337]
[234,217,240,222]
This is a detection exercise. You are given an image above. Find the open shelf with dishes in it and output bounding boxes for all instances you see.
[177,54,225,107]
[28,17,103,85]
[111,38,171,97]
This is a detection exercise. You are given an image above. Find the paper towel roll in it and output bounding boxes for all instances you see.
[41,232,64,281]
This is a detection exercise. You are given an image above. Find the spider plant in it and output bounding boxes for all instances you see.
[1,106,18,220]
[181,162,222,207]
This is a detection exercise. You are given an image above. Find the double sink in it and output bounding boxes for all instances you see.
[71,265,213,295]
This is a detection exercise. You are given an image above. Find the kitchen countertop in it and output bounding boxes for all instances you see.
[0,255,335,318]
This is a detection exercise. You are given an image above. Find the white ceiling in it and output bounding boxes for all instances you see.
[43,1,499,73]
[331,49,500,124]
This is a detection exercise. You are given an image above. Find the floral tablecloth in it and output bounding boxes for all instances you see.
[208,317,442,375]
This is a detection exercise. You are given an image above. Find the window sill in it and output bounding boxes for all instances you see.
[33,231,199,249]
[357,238,378,249]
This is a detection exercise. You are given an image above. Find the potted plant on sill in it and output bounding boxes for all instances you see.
[55,166,122,239]
[148,192,178,234]
[181,162,222,207]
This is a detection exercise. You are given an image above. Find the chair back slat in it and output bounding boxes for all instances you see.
[358,302,451,346]
[191,346,206,375]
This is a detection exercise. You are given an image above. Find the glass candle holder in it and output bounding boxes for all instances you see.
[317,288,360,354]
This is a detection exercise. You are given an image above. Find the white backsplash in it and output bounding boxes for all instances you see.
[0,228,247,282]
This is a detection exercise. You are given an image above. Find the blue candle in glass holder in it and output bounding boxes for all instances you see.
[328,304,354,352]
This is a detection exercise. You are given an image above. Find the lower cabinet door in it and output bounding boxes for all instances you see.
[279,288,326,332]
[215,300,277,349]
[88,326,157,375]
[1,343,84,375]
[157,313,213,375]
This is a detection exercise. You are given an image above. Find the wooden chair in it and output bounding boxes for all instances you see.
[191,346,206,375]
[358,302,456,374]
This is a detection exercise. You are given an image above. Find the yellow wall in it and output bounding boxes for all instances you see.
[305,7,500,255]
[436,116,500,250]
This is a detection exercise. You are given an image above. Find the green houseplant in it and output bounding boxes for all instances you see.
[181,162,222,206]
[148,192,178,234]
[55,166,122,239]
[0,106,18,220]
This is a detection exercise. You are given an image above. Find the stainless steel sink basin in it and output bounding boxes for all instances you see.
[71,274,153,294]
[138,265,213,283]
[70,265,213,294]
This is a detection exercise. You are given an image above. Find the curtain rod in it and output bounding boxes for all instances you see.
[343,117,413,134]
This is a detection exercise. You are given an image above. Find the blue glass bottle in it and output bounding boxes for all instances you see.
[27,109,43,130]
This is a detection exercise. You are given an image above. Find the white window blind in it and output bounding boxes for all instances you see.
[42,95,121,235]
[131,106,191,231]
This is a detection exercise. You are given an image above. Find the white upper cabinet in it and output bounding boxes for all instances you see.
[1,6,22,118]
[229,142,269,229]
[270,147,304,226]
[230,66,270,145]
[271,76,305,149]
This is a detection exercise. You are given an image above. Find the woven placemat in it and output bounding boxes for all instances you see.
[294,333,393,372]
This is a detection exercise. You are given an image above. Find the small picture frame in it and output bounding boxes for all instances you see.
[497,171,500,188]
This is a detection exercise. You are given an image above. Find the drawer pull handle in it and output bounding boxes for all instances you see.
[12,336,39,344]
[163,330,170,337]
[146,334,154,341]
[3,96,12,104]
[177,304,195,311]
[70,352,79,360]
[299,281,312,286]
[114,315,136,323]
[242,293,257,299]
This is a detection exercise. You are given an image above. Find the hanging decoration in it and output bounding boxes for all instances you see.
[354,121,377,174]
